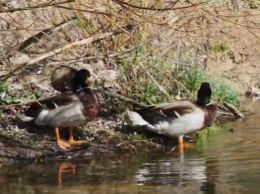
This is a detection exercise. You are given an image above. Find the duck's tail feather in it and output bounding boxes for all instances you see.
[126,110,149,126]
[16,113,35,122]
[34,110,49,126]
[16,109,50,126]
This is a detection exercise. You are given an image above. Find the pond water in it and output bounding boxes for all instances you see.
[1,112,260,194]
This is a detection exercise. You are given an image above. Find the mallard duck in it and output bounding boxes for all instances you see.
[126,82,217,154]
[20,67,100,150]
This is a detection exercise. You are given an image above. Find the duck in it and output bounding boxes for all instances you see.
[19,67,100,150]
[126,82,217,154]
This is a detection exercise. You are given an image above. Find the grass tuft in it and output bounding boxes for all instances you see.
[210,41,229,53]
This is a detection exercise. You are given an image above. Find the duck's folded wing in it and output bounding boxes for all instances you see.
[153,101,197,112]
[23,92,78,119]
[29,92,77,109]
[35,102,86,127]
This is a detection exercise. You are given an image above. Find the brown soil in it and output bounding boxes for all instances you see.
[204,9,260,93]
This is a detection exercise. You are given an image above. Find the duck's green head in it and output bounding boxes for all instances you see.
[196,82,212,106]
[72,69,92,92]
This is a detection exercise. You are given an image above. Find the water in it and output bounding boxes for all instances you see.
[1,113,260,194]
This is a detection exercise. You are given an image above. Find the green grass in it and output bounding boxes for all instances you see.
[173,66,208,94]
[119,58,240,107]
[0,80,43,105]
[118,46,173,105]
[176,67,239,104]
[210,80,239,104]
[210,41,229,53]
[195,123,234,146]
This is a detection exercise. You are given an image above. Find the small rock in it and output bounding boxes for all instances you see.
[10,53,30,65]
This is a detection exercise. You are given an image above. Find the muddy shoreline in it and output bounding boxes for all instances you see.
[0,111,238,164]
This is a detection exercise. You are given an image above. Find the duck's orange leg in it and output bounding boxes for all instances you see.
[178,136,184,154]
[178,136,195,154]
[68,128,87,146]
[55,127,71,149]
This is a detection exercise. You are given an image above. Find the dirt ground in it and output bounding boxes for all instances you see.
[205,9,260,94]
[0,1,260,163]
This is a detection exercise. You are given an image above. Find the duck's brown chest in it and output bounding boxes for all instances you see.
[203,104,217,127]
[80,92,100,120]
[82,104,99,120]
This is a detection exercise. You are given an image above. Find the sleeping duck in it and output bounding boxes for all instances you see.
[126,82,217,154]
[20,67,100,150]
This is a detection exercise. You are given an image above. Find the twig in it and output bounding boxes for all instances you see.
[0,17,78,61]
[0,0,74,13]
[202,8,260,30]
[93,88,152,108]
[46,45,142,65]
[223,102,245,118]
[0,23,136,81]
[54,6,115,17]
[0,99,41,110]
[140,63,170,98]
[0,87,151,111]
[112,0,206,11]
[172,78,195,100]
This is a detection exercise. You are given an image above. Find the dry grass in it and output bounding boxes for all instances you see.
[0,0,257,91]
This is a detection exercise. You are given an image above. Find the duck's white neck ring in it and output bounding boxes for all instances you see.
[76,87,90,93]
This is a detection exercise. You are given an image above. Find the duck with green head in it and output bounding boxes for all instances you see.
[20,67,100,150]
[126,82,217,154]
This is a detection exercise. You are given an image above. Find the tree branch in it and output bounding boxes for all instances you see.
[0,0,74,13]
[0,23,136,81]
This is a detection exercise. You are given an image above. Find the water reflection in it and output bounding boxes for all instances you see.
[57,162,76,187]
[1,113,260,193]
[134,154,207,185]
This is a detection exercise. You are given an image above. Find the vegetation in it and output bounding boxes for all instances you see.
[0,0,242,109]
[0,0,254,160]
[118,55,239,108]
[210,41,229,53]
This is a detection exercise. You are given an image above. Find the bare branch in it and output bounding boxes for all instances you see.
[0,23,136,81]
[0,17,78,61]
[0,0,74,13]
[223,102,245,118]
[112,0,206,11]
